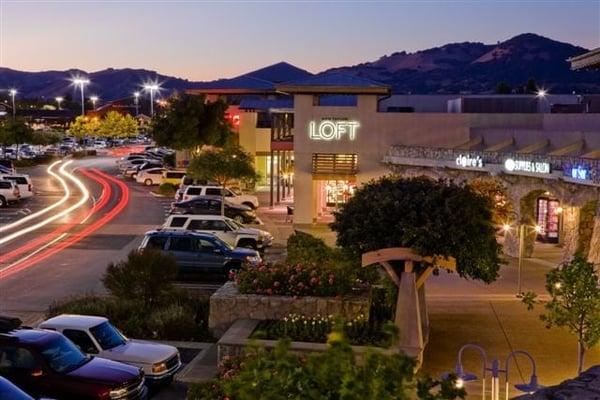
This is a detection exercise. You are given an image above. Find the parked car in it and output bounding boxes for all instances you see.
[39,315,181,386]
[177,185,259,209]
[1,174,33,199]
[135,168,166,186]
[139,230,261,277]
[170,195,257,224]
[0,316,147,400]
[0,159,14,174]
[118,158,149,172]
[128,161,163,179]
[0,180,20,207]
[161,170,186,186]
[0,376,34,400]
[116,154,147,166]
[162,214,272,250]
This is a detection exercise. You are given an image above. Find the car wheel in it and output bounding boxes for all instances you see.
[242,201,256,210]
[223,262,241,279]
[131,173,137,179]
[0,196,6,208]
[144,179,153,186]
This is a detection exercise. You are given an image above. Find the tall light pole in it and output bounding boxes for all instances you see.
[72,78,90,116]
[133,92,140,116]
[90,96,98,110]
[143,84,159,116]
[9,89,17,117]
[55,96,64,110]
[502,221,542,294]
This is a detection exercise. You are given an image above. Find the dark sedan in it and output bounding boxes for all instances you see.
[170,195,257,224]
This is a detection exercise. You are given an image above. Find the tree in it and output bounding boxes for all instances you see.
[330,176,502,283]
[0,118,35,156]
[96,111,138,138]
[495,82,512,94]
[150,93,232,150]
[521,254,600,375]
[525,77,538,94]
[68,115,100,139]
[467,178,513,226]
[187,144,259,214]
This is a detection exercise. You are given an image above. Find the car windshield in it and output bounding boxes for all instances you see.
[227,218,245,229]
[229,187,242,196]
[40,335,90,374]
[90,322,127,350]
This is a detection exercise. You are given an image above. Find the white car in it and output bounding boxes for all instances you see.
[0,180,20,207]
[39,315,182,385]
[178,185,259,209]
[1,173,34,199]
[163,214,273,250]
[136,167,166,186]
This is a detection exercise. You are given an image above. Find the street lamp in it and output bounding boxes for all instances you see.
[9,89,17,117]
[90,96,99,110]
[443,344,543,400]
[133,92,140,116]
[502,220,543,294]
[143,83,160,116]
[72,77,90,116]
[536,89,547,98]
[55,96,64,110]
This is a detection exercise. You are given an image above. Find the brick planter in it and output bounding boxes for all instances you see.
[208,282,370,338]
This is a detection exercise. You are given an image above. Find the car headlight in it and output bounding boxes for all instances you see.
[109,388,128,399]
[152,362,168,374]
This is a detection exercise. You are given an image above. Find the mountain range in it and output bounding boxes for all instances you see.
[1,33,598,101]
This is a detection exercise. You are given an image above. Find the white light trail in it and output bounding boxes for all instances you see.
[0,161,90,245]
[0,160,69,233]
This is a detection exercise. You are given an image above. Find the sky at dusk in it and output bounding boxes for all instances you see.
[1,0,599,81]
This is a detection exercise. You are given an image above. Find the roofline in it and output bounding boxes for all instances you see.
[568,47,600,70]
[275,85,391,95]
[186,88,277,96]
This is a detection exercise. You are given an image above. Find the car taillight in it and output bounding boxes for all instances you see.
[28,184,32,192]
[13,188,19,196]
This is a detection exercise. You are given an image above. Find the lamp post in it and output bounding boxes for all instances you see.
[9,89,17,117]
[143,84,159,116]
[443,343,543,400]
[90,96,98,110]
[502,221,542,294]
[72,78,90,116]
[133,92,140,116]
[55,97,63,110]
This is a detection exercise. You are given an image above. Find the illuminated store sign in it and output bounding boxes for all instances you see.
[455,154,483,168]
[570,165,589,180]
[504,158,550,174]
[309,120,360,141]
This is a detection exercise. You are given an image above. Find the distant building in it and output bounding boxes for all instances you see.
[569,47,600,70]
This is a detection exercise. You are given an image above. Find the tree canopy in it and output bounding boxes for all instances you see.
[0,118,35,146]
[96,111,138,138]
[330,176,502,283]
[68,116,100,138]
[150,94,232,150]
[187,144,259,188]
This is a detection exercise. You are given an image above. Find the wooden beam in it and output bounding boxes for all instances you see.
[380,261,401,287]
[454,137,483,151]
[485,137,514,152]
[516,139,549,154]
[548,140,585,156]
[416,267,434,288]
[581,148,600,159]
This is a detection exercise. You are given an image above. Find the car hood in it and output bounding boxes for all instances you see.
[101,340,177,365]
[67,356,140,385]
[230,247,260,258]
[237,227,271,237]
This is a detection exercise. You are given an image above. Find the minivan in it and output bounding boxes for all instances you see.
[162,170,186,186]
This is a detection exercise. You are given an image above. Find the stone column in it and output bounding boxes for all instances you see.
[588,200,600,264]
[561,205,581,262]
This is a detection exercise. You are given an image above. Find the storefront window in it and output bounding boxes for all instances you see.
[536,197,560,243]
[324,180,356,208]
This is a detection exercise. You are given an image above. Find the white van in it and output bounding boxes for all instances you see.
[1,174,33,199]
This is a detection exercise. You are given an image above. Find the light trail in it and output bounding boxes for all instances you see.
[0,169,111,264]
[2,233,68,271]
[0,161,90,245]
[0,169,130,280]
[0,160,68,232]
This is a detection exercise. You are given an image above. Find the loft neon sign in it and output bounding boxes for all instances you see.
[308,120,360,141]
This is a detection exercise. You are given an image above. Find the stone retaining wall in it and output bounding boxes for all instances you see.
[208,282,370,338]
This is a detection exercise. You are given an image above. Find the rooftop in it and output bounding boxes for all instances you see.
[569,47,600,70]
[41,314,108,330]
[276,72,391,94]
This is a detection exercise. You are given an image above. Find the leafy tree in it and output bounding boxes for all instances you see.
[96,111,138,138]
[187,144,259,214]
[102,249,178,309]
[150,93,232,150]
[68,116,100,139]
[495,82,512,94]
[330,176,502,283]
[0,118,35,156]
[521,254,600,375]
[467,178,513,226]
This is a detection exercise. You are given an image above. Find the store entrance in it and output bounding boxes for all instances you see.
[536,197,561,243]
[316,180,356,222]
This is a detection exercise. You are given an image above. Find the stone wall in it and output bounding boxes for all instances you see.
[562,205,581,262]
[578,200,598,257]
[208,282,371,338]
[589,201,600,264]
[515,366,600,399]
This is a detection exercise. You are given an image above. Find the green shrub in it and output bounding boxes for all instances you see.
[102,249,177,308]
[157,183,177,196]
[286,231,332,265]
[146,304,200,341]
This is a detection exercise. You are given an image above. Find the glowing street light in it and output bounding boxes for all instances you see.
[133,91,140,116]
[72,77,90,116]
[9,89,17,117]
[90,96,99,110]
[143,83,160,116]
[536,89,547,98]
[55,97,64,110]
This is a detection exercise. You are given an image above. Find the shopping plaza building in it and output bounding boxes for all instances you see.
[188,62,600,263]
